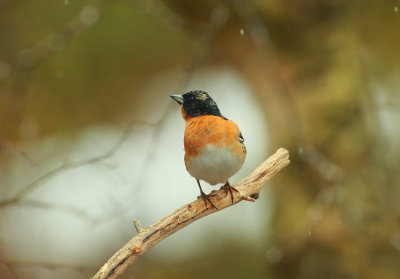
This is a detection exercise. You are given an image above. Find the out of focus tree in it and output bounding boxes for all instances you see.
[1,0,400,279]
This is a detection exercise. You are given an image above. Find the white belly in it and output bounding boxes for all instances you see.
[185,144,245,185]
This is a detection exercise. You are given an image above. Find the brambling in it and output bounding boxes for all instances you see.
[170,90,246,210]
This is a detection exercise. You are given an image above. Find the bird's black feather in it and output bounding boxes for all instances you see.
[182,90,222,118]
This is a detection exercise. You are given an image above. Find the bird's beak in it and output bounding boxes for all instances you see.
[170,94,184,105]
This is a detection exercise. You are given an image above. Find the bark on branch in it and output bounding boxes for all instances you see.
[92,148,290,279]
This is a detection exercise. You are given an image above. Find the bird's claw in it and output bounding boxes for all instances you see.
[199,192,218,210]
[222,182,239,204]
[241,195,256,202]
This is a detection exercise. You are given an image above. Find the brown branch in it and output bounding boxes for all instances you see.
[92,148,290,279]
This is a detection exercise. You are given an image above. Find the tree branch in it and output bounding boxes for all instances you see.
[92,148,290,279]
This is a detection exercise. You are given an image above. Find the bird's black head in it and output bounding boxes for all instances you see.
[170,90,222,118]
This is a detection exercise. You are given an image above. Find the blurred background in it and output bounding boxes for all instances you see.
[1,0,400,278]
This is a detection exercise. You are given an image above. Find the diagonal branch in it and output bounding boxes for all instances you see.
[92,148,290,279]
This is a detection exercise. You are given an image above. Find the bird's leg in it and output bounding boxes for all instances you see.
[196,180,218,210]
[222,181,256,203]
[222,181,239,204]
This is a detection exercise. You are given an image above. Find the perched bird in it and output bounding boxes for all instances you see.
[170,90,246,209]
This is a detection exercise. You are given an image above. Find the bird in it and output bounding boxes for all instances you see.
[170,90,246,210]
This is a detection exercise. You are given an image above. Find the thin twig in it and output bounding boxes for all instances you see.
[0,140,36,166]
[133,219,142,233]
[92,148,290,279]
[0,123,136,208]
[16,199,101,224]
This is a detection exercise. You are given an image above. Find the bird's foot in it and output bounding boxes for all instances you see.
[199,191,218,210]
[222,182,257,203]
[222,182,239,204]
[196,179,218,210]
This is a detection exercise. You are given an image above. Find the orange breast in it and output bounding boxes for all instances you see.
[183,115,245,159]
